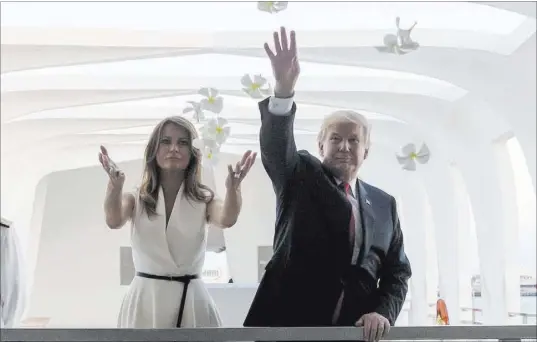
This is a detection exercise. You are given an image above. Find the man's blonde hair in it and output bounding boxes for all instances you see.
[317,110,371,146]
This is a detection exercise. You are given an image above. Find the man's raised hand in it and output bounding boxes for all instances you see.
[264,27,300,98]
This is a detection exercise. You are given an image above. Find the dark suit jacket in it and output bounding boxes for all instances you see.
[243,98,412,327]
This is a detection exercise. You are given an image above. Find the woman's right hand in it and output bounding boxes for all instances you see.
[98,145,125,188]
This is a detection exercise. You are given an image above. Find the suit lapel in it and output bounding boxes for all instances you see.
[356,180,375,259]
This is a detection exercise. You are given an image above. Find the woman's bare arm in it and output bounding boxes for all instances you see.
[104,183,135,229]
[206,189,242,229]
[99,145,134,229]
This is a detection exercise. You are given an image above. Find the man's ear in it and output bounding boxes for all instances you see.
[318,142,324,157]
[364,148,369,159]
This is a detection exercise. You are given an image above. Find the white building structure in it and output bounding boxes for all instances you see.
[1,1,535,328]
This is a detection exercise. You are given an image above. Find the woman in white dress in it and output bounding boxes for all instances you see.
[98,116,256,328]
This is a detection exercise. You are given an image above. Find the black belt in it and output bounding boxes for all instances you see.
[136,271,199,327]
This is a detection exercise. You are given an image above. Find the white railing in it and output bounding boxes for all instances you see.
[1,326,535,341]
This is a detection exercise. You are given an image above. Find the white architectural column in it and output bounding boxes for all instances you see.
[456,144,519,324]
[396,173,432,326]
[421,163,474,325]
[451,166,479,324]
[491,138,522,317]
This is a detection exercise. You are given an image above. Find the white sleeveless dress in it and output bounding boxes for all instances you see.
[117,185,222,328]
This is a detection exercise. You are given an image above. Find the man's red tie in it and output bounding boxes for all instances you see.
[342,182,356,248]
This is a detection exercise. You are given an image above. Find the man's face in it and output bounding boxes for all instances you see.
[319,121,368,181]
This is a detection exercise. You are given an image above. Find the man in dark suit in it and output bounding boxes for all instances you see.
[243,27,412,342]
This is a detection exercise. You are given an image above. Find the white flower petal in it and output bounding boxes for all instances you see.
[192,138,204,151]
[208,96,224,114]
[415,143,430,164]
[223,126,231,137]
[206,118,217,130]
[201,129,213,141]
[257,1,272,12]
[417,143,430,157]
[402,158,417,171]
[198,87,210,97]
[208,88,219,97]
[396,154,408,165]
[202,138,217,150]
[262,83,274,95]
[401,143,416,157]
[200,97,223,114]
[216,117,228,127]
[416,154,430,164]
[253,74,267,86]
[200,98,210,108]
[243,87,264,99]
[241,74,253,87]
[193,111,205,123]
[216,126,231,144]
[274,1,288,12]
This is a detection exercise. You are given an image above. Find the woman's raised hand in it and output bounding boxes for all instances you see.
[98,145,125,188]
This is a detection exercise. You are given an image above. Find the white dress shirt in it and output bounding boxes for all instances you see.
[267,96,363,324]
[1,219,26,328]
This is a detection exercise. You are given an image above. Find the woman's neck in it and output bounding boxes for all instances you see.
[159,169,185,193]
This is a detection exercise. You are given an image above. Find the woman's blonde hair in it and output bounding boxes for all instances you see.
[139,116,214,217]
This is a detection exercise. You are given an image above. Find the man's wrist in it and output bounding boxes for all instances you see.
[274,84,295,98]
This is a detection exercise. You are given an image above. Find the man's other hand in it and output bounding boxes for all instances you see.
[355,312,390,342]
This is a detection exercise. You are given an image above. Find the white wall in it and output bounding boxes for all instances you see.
[25,153,279,326]
[22,145,533,327]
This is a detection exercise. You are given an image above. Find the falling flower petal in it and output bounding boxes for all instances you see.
[201,96,224,114]
[396,154,408,165]
[253,74,267,85]
[402,158,417,171]
[198,87,224,114]
[204,117,231,145]
[241,74,254,87]
[198,87,218,98]
[396,142,430,171]
[241,74,273,99]
[401,143,416,157]
[216,126,231,144]
[192,138,204,151]
[416,143,431,164]
[183,101,205,122]
[257,1,288,14]
[376,17,419,55]
[203,143,221,165]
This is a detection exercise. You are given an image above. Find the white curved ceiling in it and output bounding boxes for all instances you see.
[1,1,535,179]
[0,2,526,33]
[1,2,535,55]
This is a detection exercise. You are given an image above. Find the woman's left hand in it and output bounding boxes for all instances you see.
[225,150,258,190]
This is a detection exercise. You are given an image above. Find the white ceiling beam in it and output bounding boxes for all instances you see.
[1,75,467,103]
[1,27,529,55]
[1,45,207,73]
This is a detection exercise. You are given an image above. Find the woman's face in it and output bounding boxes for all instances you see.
[155,123,192,171]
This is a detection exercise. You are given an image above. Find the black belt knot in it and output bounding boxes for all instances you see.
[136,271,199,327]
